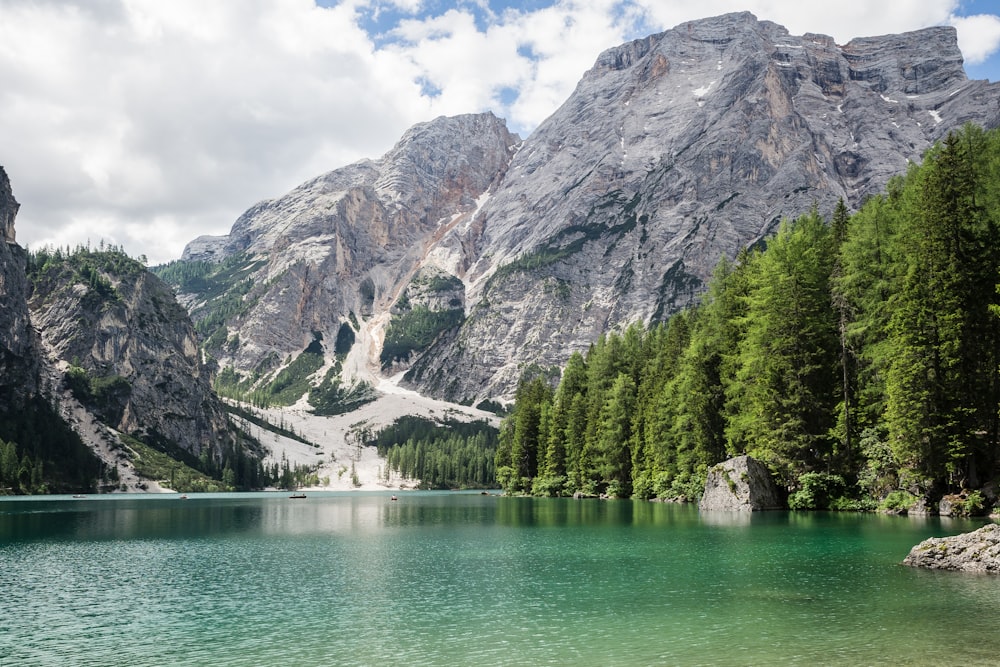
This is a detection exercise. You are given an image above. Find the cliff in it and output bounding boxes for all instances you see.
[170,13,1000,404]
[407,13,1000,401]
[0,166,38,404]
[167,112,519,401]
[28,249,246,463]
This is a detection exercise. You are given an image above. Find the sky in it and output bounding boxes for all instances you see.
[3,0,1000,264]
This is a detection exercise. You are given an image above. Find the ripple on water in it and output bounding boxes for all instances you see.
[2,495,1000,666]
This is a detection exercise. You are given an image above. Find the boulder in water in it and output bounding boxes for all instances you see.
[902,523,1000,573]
[699,455,783,512]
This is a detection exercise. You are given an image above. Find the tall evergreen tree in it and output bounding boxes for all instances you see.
[726,211,839,485]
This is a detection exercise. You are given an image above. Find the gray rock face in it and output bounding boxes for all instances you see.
[180,234,228,263]
[902,523,1000,573]
[0,165,17,244]
[177,112,518,383]
[408,12,1000,401]
[699,455,783,511]
[0,166,39,404]
[29,257,238,459]
[174,13,1000,404]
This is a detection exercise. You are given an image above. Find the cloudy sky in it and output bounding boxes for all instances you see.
[3,0,1000,264]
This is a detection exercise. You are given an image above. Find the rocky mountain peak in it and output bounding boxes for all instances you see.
[171,13,1000,405]
[0,166,18,243]
[0,167,38,401]
[406,12,1000,401]
[169,111,519,393]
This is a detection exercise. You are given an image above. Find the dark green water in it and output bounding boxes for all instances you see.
[1,492,997,666]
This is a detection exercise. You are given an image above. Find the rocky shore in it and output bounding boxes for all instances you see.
[902,523,1000,573]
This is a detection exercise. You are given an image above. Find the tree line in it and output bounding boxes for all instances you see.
[496,124,1000,510]
[369,416,498,489]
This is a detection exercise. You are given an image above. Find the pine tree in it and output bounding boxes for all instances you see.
[726,211,839,485]
[594,373,637,496]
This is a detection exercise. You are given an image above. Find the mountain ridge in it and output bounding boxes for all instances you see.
[168,12,1000,405]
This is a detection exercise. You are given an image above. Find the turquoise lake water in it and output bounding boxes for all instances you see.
[1,491,998,666]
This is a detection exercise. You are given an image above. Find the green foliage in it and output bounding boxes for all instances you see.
[531,474,568,497]
[490,190,643,282]
[0,396,103,494]
[380,306,464,368]
[475,399,510,416]
[217,336,327,408]
[27,243,150,308]
[120,433,230,493]
[222,403,315,446]
[370,416,499,489]
[307,368,376,416]
[410,270,464,293]
[150,259,215,293]
[265,341,325,406]
[725,211,839,485]
[960,490,986,516]
[65,366,132,422]
[788,473,847,510]
[0,436,46,495]
[263,453,320,491]
[879,490,920,513]
[498,124,1000,508]
[495,375,554,494]
[152,252,268,349]
[213,351,307,409]
[943,490,988,516]
[29,242,146,280]
[334,322,356,360]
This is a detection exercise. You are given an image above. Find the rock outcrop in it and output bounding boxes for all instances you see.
[28,251,243,461]
[902,523,1000,573]
[699,455,783,511]
[0,166,39,403]
[171,112,518,393]
[407,13,1000,401]
[172,13,1000,404]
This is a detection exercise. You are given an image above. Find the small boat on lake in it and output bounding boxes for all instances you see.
[390,495,398,501]
[289,493,307,499]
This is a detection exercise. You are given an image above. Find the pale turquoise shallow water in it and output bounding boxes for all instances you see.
[1,492,998,666]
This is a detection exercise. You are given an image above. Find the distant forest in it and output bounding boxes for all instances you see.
[496,124,1000,512]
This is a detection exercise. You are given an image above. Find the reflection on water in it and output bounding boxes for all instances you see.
[1,492,998,666]
[697,509,753,527]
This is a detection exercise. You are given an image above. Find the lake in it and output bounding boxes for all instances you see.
[1,491,997,666]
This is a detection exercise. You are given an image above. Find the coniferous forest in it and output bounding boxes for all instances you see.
[495,125,1000,511]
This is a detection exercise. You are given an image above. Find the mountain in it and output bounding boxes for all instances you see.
[28,248,255,469]
[164,112,519,406]
[170,12,1000,405]
[1,168,104,492]
[0,167,38,403]
[0,166,264,493]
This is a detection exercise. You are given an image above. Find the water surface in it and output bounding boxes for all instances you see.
[1,492,997,666]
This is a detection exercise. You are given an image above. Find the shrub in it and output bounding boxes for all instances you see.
[531,474,567,497]
[880,490,919,513]
[788,472,847,510]
[632,472,654,500]
[944,490,988,517]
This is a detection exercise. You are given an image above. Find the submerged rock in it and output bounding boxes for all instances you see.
[699,455,783,511]
[902,523,1000,573]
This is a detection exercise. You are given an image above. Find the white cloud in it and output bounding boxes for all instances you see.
[950,13,1000,64]
[0,0,997,264]
[0,0,426,262]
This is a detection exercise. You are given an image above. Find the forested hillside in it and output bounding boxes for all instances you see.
[496,124,1000,512]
